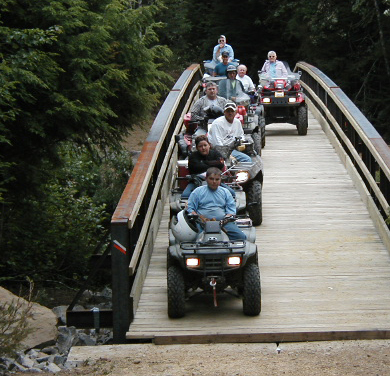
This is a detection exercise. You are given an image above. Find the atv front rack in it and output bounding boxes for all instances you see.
[180,241,246,254]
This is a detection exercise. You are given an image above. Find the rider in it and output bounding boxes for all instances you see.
[218,65,246,101]
[182,135,236,199]
[260,50,288,79]
[212,35,234,64]
[187,167,246,241]
[237,64,256,103]
[190,82,227,123]
[237,64,255,92]
[214,51,231,77]
[208,101,251,163]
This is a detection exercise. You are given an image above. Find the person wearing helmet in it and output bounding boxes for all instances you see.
[187,167,246,241]
[212,35,234,64]
[260,50,288,79]
[190,82,227,123]
[181,135,236,199]
[214,51,231,77]
[208,102,251,163]
[218,65,246,102]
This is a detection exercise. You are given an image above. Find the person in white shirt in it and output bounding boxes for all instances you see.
[208,102,251,163]
[237,64,255,92]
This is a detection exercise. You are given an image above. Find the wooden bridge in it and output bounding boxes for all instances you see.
[67,62,390,344]
[126,116,390,344]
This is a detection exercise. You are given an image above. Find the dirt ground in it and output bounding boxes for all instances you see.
[11,340,390,375]
[122,122,151,153]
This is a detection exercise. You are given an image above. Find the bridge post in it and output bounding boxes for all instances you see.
[111,221,133,343]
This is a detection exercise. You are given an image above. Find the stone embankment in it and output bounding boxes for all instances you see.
[0,287,113,375]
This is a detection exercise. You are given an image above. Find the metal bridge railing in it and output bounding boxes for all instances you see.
[296,61,390,225]
[110,64,202,343]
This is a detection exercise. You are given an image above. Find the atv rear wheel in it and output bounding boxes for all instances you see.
[167,265,186,318]
[243,263,261,316]
[297,105,308,135]
[246,180,262,226]
[258,115,266,148]
[251,131,261,156]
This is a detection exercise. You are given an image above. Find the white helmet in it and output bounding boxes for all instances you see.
[171,210,198,242]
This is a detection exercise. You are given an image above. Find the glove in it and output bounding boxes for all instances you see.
[233,138,241,149]
[189,174,204,187]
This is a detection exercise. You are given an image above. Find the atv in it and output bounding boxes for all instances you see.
[257,61,308,136]
[216,77,263,155]
[202,59,240,78]
[233,92,263,155]
[167,212,261,318]
[170,136,264,226]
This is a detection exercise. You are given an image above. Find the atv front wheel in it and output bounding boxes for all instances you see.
[258,115,266,148]
[246,180,262,226]
[251,131,261,156]
[167,265,186,318]
[243,263,261,316]
[297,105,308,135]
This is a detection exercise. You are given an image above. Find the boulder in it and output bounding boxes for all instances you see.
[0,287,58,351]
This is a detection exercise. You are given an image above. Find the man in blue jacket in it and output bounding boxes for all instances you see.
[187,167,246,240]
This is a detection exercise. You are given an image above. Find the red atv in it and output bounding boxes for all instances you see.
[257,61,308,136]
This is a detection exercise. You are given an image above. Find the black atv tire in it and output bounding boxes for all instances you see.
[252,131,261,156]
[297,105,308,135]
[258,115,266,148]
[167,265,186,318]
[243,263,261,316]
[246,180,262,226]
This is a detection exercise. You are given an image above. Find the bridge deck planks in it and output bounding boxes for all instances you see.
[126,113,390,344]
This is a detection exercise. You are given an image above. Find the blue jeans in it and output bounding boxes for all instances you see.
[196,221,246,241]
[182,182,236,199]
[232,149,251,162]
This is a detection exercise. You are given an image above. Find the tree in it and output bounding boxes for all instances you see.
[0,0,172,283]
[0,0,171,196]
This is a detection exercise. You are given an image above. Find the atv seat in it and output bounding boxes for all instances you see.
[204,221,221,234]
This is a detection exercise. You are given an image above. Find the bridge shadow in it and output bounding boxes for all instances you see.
[265,122,299,137]
[184,289,247,319]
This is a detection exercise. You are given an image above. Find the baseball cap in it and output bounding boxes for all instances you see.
[221,51,229,57]
[224,102,237,111]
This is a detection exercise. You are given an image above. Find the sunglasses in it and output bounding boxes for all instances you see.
[268,55,276,58]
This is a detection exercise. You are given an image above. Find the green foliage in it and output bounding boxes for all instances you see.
[0,142,132,283]
[0,0,171,198]
[0,280,34,357]
[0,0,171,283]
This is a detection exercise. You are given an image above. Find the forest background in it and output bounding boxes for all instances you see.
[0,0,389,294]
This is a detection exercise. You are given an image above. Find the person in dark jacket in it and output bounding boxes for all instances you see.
[182,135,235,198]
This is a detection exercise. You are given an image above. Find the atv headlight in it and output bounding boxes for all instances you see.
[236,171,250,184]
[228,256,241,266]
[186,258,200,267]
[288,97,297,103]
[262,98,271,103]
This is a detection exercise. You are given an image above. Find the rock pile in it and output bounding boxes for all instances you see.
[0,287,113,375]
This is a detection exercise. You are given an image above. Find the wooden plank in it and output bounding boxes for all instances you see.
[126,114,390,344]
